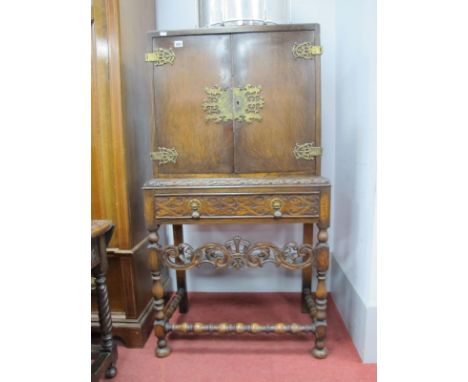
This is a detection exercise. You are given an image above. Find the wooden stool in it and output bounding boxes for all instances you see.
[91,220,118,380]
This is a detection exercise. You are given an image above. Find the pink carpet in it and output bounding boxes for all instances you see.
[112,293,376,382]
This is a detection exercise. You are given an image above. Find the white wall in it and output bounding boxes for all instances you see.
[155,0,336,293]
[155,0,198,30]
[331,0,376,362]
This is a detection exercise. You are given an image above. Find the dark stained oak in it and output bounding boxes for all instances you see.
[153,34,234,174]
[232,30,319,174]
[301,223,314,313]
[173,225,189,313]
[144,24,331,359]
[91,221,118,380]
[149,24,321,177]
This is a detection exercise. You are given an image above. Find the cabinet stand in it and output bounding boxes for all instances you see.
[147,220,329,359]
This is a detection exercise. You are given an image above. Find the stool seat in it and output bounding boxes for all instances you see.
[91,220,113,239]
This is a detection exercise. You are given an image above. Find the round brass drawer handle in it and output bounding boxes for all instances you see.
[271,198,283,218]
[189,199,201,219]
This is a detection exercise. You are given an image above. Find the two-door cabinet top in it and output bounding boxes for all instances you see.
[147,24,322,178]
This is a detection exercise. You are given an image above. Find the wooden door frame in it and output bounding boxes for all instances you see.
[91,0,131,248]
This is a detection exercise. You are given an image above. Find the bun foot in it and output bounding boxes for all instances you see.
[155,346,171,358]
[105,366,117,378]
[311,347,328,359]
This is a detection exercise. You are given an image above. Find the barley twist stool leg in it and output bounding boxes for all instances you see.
[95,269,118,377]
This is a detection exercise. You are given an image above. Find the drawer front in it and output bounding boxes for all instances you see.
[154,193,320,220]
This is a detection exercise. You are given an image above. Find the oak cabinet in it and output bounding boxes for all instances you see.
[143,24,332,359]
[150,26,321,176]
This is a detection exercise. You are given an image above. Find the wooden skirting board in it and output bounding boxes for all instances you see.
[92,298,153,348]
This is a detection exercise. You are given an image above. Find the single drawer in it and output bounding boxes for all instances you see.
[154,193,320,220]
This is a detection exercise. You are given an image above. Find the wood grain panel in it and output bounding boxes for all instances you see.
[91,0,119,246]
[91,0,158,347]
[152,34,234,174]
[91,0,130,248]
[232,31,319,174]
[118,0,155,244]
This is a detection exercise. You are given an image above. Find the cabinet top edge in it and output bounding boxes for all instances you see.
[143,176,330,189]
[147,23,320,38]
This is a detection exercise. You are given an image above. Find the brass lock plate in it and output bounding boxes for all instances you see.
[201,86,233,123]
[232,84,265,123]
[202,84,264,123]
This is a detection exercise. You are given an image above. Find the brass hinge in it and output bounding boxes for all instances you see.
[292,42,323,59]
[293,143,322,160]
[145,48,175,66]
[150,147,178,165]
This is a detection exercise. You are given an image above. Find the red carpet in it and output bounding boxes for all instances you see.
[112,293,376,382]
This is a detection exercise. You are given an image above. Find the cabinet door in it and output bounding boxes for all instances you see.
[153,34,234,174]
[232,30,320,174]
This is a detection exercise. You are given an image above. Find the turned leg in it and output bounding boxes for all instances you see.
[94,269,118,377]
[94,235,117,378]
[173,225,188,313]
[301,223,314,313]
[312,226,329,359]
[148,227,171,358]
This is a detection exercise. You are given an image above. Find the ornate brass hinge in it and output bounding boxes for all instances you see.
[202,84,265,123]
[151,147,178,165]
[293,143,323,160]
[292,42,323,59]
[145,48,175,66]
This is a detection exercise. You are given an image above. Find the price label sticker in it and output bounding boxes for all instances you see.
[174,40,183,48]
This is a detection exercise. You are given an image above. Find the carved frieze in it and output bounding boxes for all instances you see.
[154,194,320,219]
[161,235,316,271]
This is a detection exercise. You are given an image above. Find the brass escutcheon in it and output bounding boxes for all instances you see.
[189,199,201,219]
[271,198,283,218]
[202,84,264,123]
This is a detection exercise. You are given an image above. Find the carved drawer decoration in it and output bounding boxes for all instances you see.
[154,194,320,219]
